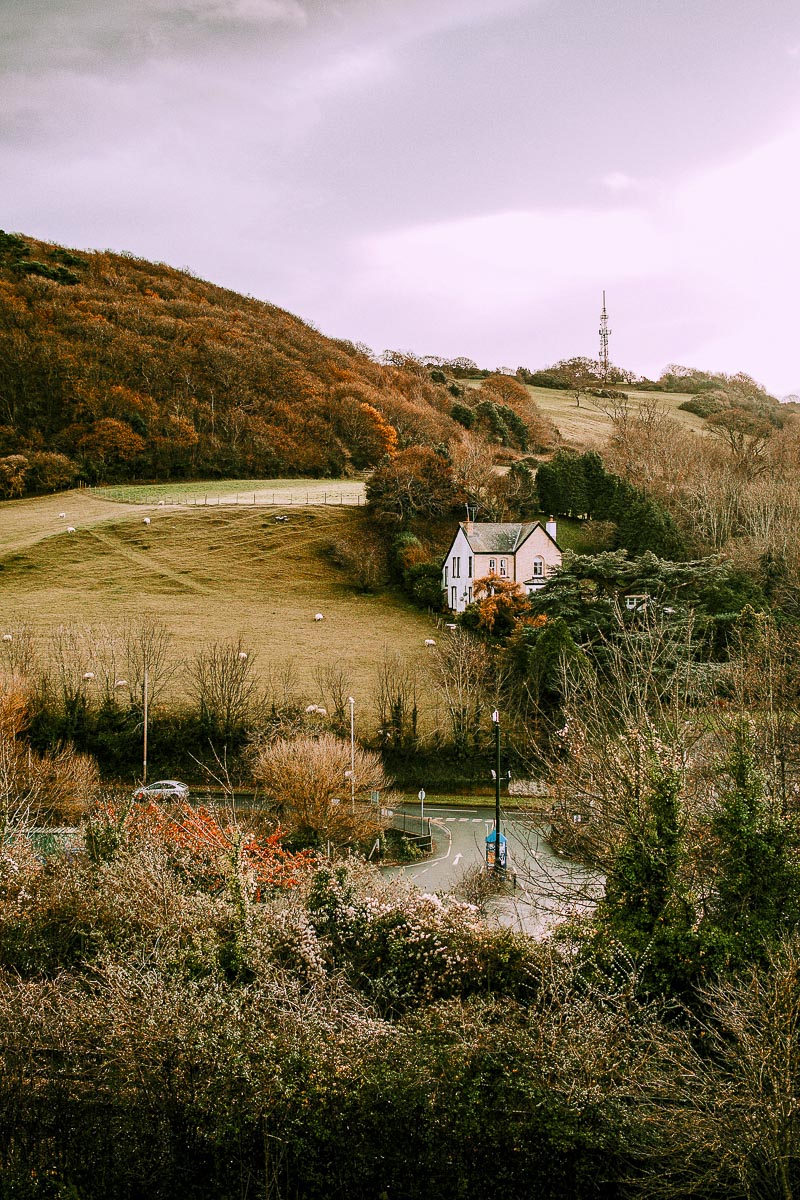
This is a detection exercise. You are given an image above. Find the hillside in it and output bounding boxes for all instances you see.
[0,492,438,715]
[0,491,436,707]
[0,231,461,490]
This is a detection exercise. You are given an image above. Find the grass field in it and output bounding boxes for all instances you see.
[92,478,366,505]
[0,496,436,712]
[465,380,705,445]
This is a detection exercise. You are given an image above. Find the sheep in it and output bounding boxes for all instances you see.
[158,500,165,506]
[58,512,66,519]
[445,623,457,631]
[2,634,12,642]
[66,526,76,533]
[314,613,324,622]
[424,638,436,647]
[82,672,95,681]
[238,651,248,660]
[304,704,328,716]
[114,679,128,688]
[143,517,151,525]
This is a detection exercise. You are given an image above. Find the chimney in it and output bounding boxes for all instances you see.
[546,515,557,541]
[465,504,477,534]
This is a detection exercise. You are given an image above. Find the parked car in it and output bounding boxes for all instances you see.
[132,779,189,802]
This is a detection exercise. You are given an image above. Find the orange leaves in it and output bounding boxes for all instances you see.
[470,574,532,637]
[112,800,313,896]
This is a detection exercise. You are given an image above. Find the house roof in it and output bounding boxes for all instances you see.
[460,521,559,554]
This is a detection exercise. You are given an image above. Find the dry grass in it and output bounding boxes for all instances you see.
[464,381,706,446]
[0,500,436,709]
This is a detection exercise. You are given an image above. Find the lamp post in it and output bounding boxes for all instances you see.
[142,666,149,785]
[348,696,355,811]
[491,708,502,875]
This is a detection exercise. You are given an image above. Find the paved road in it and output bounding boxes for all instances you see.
[384,805,600,935]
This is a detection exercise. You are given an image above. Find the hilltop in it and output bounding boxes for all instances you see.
[0,231,461,490]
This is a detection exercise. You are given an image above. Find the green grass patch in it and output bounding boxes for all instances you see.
[93,478,366,504]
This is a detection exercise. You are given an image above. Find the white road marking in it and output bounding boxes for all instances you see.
[445,817,456,822]
[453,853,463,865]
[458,817,469,823]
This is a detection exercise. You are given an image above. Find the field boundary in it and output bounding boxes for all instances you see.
[86,483,365,507]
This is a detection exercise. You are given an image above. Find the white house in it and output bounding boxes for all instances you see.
[441,517,562,613]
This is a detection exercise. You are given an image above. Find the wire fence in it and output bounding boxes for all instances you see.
[88,488,365,507]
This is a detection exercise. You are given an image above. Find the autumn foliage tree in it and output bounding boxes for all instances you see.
[0,231,465,491]
[365,445,460,526]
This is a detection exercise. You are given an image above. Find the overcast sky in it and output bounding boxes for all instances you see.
[3,0,800,392]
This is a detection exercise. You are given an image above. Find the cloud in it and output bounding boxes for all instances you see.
[149,0,307,22]
[336,113,800,391]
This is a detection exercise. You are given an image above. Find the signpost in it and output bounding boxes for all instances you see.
[418,788,426,821]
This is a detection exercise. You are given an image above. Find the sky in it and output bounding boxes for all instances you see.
[2,0,800,393]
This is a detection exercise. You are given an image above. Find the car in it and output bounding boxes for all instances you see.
[132,779,189,802]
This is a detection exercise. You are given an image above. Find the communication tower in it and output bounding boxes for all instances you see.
[599,290,611,382]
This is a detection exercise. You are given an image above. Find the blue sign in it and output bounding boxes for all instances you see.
[485,830,507,869]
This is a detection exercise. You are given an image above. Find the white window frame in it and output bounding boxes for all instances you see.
[532,556,544,578]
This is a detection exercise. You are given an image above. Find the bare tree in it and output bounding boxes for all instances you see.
[544,606,707,874]
[0,620,38,677]
[425,628,503,754]
[251,733,390,847]
[372,651,419,751]
[313,662,353,734]
[188,638,261,737]
[122,616,176,710]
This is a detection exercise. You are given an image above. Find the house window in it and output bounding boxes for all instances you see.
[444,565,448,585]
[452,556,460,578]
[450,586,457,609]
[532,556,544,577]
[499,558,507,577]
[489,558,496,573]
[468,555,472,577]
[468,586,473,603]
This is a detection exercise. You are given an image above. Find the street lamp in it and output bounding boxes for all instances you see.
[347,696,355,811]
[491,709,503,876]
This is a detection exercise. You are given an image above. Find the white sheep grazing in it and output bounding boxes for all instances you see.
[143,517,151,525]
[445,623,457,631]
[238,651,248,660]
[158,500,165,506]
[66,526,76,533]
[424,638,436,647]
[314,613,324,622]
[114,679,127,688]
[2,634,12,642]
[82,672,95,681]
[58,512,66,519]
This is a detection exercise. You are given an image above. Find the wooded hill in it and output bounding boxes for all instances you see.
[0,231,477,491]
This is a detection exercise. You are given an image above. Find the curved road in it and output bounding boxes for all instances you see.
[384,804,600,935]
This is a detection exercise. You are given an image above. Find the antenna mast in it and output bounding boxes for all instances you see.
[599,290,611,382]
